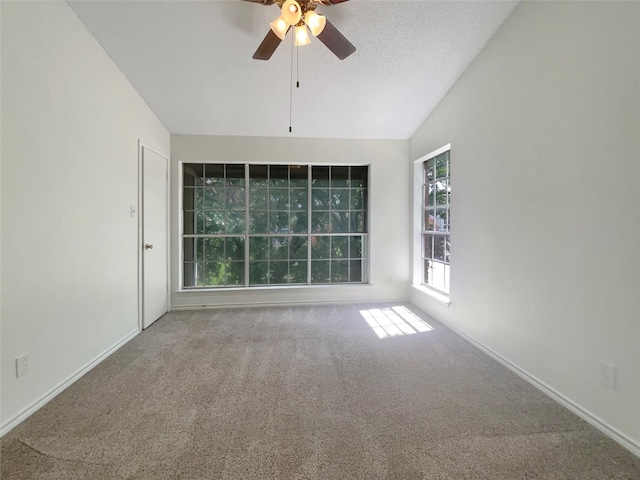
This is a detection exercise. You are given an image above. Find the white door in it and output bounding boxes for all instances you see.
[142,147,168,329]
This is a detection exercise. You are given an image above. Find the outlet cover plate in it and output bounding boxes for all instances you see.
[599,360,616,389]
[15,353,29,378]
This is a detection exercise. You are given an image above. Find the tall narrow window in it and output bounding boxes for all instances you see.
[183,164,246,287]
[310,166,368,284]
[422,149,450,295]
[182,163,368,288]
[247,164,309,285]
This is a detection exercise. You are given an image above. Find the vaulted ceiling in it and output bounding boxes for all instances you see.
[68,0,518,139]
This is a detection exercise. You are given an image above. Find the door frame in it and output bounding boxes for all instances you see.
[138,140,171,331]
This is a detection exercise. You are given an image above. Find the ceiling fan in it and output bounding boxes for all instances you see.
[244,0,356,61]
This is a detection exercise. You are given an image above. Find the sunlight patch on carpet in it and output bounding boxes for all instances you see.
[359,306,433,339]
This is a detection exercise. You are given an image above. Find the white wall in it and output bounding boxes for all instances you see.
[170,134,410,308]
[410,1,640,452]
[1,1,170,432]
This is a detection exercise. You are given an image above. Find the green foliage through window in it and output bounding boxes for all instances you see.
[183,164,369,288]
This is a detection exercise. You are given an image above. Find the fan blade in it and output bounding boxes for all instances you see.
[316,19,355,60]
[325,0,350,4]
[241,0,277,5]
[253,30,284,60]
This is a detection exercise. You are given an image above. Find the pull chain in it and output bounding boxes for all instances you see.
[289,32,303,133]
[296,44,300,89]
[289,32,294,133]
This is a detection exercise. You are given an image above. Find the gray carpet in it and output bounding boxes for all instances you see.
[2,304,639,479]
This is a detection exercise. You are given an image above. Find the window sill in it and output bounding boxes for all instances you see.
[176,283,373,295]
[411,284,451,307]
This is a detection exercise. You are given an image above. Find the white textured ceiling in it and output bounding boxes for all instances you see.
[67,0,518,139]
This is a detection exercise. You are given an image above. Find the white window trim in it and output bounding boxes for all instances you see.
[412,144,451,301]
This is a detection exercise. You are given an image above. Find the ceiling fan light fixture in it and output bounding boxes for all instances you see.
[304,11,326,37]
[269,16,288,40]
[248,0,356,61]
[281,0,302,26]
[294,24,311,46]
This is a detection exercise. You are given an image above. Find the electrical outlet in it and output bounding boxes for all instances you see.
[15,353,29,378]
[387,275,393,283]
[599,361,616,389]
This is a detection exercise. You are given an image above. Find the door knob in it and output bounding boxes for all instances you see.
[144,244,154,250]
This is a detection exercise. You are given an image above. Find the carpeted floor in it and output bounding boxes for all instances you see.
[2,304,639,479]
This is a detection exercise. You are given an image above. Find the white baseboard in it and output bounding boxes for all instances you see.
[0,328,140,437]
[427,316,640,459]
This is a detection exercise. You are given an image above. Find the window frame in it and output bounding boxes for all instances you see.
[412,144,451,300]
[179,162,370,290]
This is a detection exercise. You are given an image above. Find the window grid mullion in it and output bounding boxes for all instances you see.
[328,167,332,283]
[347,167,351,282]
[307,166,312,284]
[244,164,250,287]
[287,167,291,284]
